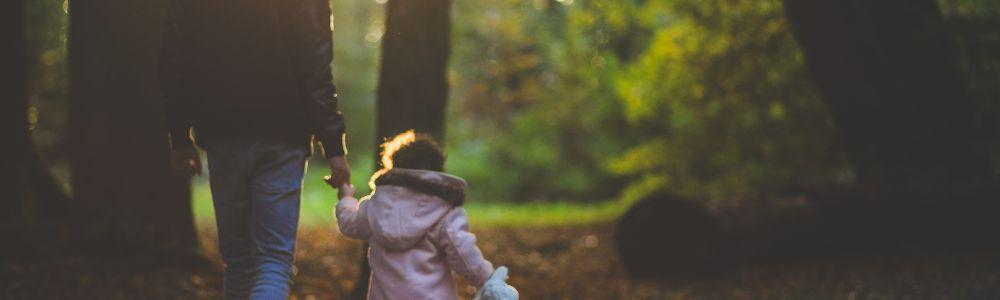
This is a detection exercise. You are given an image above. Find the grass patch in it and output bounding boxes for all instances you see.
[192,162,629,228]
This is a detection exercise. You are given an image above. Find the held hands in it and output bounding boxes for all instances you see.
[170,146,202,176]
[324,156,351,188]
[338,183,356,200]
[474,266,519,300]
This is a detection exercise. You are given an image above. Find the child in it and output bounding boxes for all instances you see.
[334,130,518,300]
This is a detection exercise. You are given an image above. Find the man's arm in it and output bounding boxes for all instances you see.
[288,0,347,158]
[161,0,201,175]
[161,0,193,150]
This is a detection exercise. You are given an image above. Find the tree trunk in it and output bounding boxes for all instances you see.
[355,0,452,297]
[374,0,452,145]
[783,0,993,188]
[1,0,72,260]
[1,0,29,223]
[68,0,198,257]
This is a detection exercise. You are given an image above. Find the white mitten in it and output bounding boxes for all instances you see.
[474,266,519,300]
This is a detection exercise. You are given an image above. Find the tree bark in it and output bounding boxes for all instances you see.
[0,0,72,260]
[68,0,198,256]
[783,0,993,187]
[355,0,452,297]
[1,0,29,223]
[374,0,452,145]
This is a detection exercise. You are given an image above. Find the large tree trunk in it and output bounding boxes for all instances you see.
[0,0,71,260]
[783,0,993,188]
[68,0,197,257]
[354,0,452,297]
[0,0,35,247]
[374,0,452,144]
[1,0,29,223]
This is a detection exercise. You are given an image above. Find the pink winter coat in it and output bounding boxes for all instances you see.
[336,168,495,300]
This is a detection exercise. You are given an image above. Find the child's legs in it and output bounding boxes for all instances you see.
[248,140,307,300]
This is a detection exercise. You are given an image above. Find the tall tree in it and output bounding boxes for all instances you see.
[68,0,197,256]
[1,0,71,259]
[357,0,452,297]
[1,0,29,224]
[784,0,993,188]
[0,0,34,247]
[374,0,452,144]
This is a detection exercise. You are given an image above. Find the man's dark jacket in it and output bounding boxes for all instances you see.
[161,0,345,157]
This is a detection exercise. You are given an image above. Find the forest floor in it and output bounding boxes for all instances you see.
[3,222,1000,299]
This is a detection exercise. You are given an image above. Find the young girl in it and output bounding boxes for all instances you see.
[334,131,518,300]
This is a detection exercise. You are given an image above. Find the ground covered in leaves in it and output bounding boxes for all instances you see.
[3,223,1000,299]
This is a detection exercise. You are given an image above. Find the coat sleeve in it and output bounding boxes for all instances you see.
[335,196,371,240]
[160,0,194,149]
[429,208,495,286]
[287,0,346,158]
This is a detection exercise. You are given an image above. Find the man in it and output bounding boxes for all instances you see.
[160,0,350,298]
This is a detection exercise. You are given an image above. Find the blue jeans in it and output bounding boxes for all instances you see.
[204,137,308,300]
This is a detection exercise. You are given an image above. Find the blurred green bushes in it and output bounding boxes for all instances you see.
[448,0,848,204]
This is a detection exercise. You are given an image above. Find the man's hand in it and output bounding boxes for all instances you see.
[170,146,202,176]
[325,156,351,187]
[338,183,356,200]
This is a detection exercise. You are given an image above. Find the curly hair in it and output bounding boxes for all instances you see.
[379,130,445,172]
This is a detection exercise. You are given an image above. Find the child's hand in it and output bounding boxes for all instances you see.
[338,183,356,200]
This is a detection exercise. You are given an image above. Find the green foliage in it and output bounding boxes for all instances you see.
[611,0,850,201]
[449,0,637,202]
[449,0,849,204]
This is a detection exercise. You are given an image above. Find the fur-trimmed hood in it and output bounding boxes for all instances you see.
[372,168,467,206]
[364,168,468,250]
